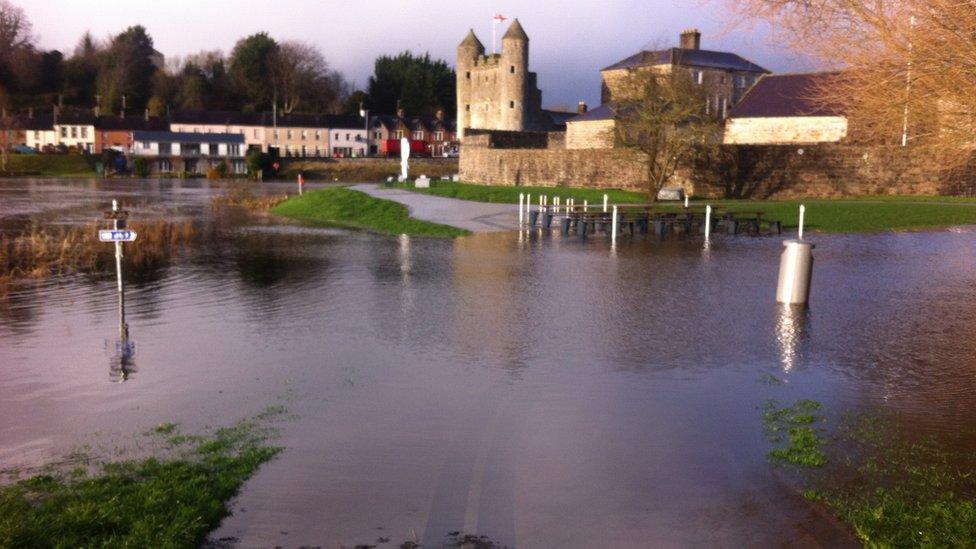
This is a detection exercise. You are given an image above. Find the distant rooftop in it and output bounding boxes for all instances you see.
[567,104,616,123]
[730,73,844,118]
[133,130,245,144]
[603,47,768,74]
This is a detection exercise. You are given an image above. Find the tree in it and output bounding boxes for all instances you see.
[367,52,454,115]
[270,41,347,113]
[97,25,158,112]
[0,0,31,59]
[612,68,721,199]
[63,32,102,107]
[228,32,278,110]
[341,90,368,116]
[726,0,976,165]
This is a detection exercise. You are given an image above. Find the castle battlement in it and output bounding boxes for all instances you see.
[456,19,548,138]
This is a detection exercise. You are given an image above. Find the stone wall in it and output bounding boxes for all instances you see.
[723,116,848,145]
[460,136,976,198]
[712,144,976,198]
[566,119,615,149]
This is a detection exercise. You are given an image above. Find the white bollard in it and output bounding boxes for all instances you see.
[776,240,815,305]
[518,193,524,226]
[584,200,588,211]
[684,195,689,208]
[603,194,608,213]
[555,197,560,213]
[611,205,618,244]
[526,194,531,219]
[798,204,806,240]
[705,205,712,239]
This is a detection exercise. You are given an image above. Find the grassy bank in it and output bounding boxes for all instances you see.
[1,155,97,177]
[396,182,976,232]
[0,414,282,547]
[280,158,457,182]
[762,400,976,546]
[272,187,468,237]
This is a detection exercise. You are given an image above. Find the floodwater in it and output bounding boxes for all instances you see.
[3,179,976,548]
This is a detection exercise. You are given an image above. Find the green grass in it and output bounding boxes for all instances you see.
[386,181,649,205]
[272,186,469,237]
[1,155,97,177]
[0,416,282,548]
[762,399,828,468]
[394,182,976,233]
[762,403,976,546]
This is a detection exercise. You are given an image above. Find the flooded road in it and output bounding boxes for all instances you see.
[2,179,976,547]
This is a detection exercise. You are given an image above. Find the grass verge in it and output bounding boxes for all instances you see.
[0,414,283,547]
[762,401,976,545]
[272,187,469,237]
[394,182,976,233]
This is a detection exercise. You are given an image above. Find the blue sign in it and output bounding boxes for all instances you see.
[99,230,138,242]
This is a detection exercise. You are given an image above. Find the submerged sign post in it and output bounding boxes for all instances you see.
[102,200,136,293]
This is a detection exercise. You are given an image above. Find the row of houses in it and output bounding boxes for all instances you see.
[4,108,459,174]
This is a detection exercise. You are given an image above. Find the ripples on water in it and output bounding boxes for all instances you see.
[2,179,976,546]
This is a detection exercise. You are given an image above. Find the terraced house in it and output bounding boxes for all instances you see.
[132,131,247,175]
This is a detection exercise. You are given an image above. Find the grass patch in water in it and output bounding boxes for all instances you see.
[762,399,827,467]
[273,186,469,237]
[0,414,282,548]
[387,181,648,205]
[211,185,288,212]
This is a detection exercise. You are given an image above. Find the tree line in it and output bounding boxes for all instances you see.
[0,0,456,117]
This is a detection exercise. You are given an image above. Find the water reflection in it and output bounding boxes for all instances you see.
[107,286,136,382]
[775,304,809,373]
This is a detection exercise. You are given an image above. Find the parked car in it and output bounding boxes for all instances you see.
[13,144,36,154]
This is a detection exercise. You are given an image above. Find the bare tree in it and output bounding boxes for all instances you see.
[0,0,32,59]
[271,41,346,113]
[613,68,722,199]
[726,0,976,164]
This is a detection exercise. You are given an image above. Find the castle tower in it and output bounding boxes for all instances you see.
[500,19,529,131]
[456,29,485,139]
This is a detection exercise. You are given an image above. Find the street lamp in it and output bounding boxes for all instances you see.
[359,102,369,157]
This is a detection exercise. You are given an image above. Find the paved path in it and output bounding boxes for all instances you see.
[352,184,518,233]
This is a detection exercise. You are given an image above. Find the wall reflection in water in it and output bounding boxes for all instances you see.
[107,287,136,382]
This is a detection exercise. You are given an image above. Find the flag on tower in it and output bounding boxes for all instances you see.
[491,14,508,54]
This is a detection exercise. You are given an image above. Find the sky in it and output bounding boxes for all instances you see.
[22,0,814,110]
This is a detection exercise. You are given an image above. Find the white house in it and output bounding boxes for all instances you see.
[132,130,247,174]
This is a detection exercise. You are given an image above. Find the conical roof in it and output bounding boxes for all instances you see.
[502,19,528,41]
[459,29,485,51]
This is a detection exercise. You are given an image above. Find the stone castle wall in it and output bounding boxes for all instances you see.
[460,133,976,198]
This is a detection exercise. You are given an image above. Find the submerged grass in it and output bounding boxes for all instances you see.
[396,182,976,233]
[273,186,469,237]
[762,401,976,546]
[0,219,195,293]
[210,185,288,212]
[0,414,282,548]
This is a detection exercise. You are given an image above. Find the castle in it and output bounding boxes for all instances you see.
[456,19,557,138]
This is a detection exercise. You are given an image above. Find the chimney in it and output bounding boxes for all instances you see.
[680,28,701,50]
[94,105,100,117]
[396,106,405,119]
[577,101,588,114]
[28,107,33,119]
[145,108,149,121]
[435,108,444,121]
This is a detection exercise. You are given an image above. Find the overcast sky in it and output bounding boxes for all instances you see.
[23,0,813,109]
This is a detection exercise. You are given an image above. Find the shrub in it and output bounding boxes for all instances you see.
[133,157,150,178]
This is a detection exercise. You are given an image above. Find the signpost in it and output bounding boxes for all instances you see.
[103,199,137,381]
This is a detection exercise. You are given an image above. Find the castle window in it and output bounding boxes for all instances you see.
[466,71,470,79]
[510,65,515,73]
[509,101,515,108]
[465,104,470,111]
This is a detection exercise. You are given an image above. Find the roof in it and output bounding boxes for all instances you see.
[460,29,485,51]
[19,113,54,130]
[322,115,366,130]
[730,72,844,118]
[54,109,96,125]
[502,19,528,41]
[133,131,245,144]
[567,104,616,123]
[602,47,768,74]
[171,110,267,126]
[95,115,169,131]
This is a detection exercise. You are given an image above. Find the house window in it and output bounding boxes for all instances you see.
[287,130,292,139]
[273,130,279,140]
[346,133,350,140]
[229,144,241,156]
[394,130,403,139]
[71,127,79,138]
[692,70,703,85]
[435,131,443,140]
[34,131,40,139]
[209,143,220,155]
[509,101,515,108]
[301,130,307,140]
[315,130,321,140]
[373,131,381,139]
[253,129,258,138]
[81,127,88,138]
[334,133,339,140]
[159,142,172,155]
